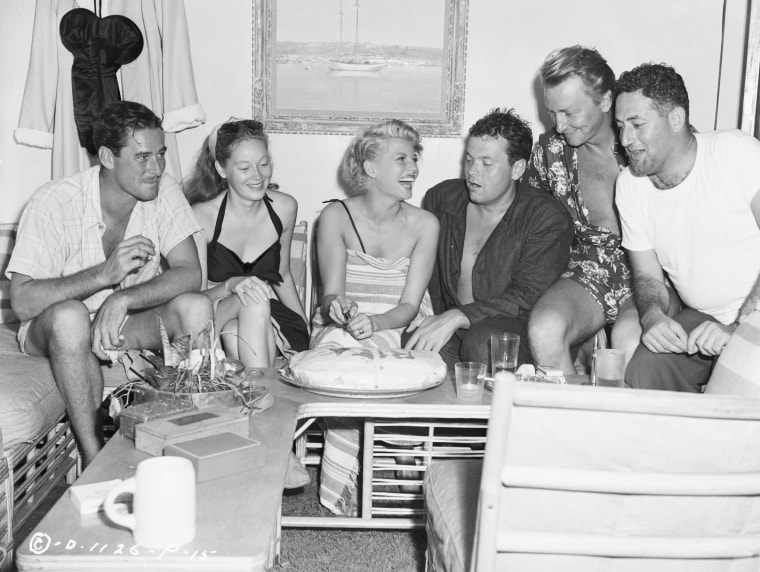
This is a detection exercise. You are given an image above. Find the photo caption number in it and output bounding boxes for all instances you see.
[158,545,180,559]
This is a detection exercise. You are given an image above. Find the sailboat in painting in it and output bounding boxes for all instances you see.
[328,0,387,72]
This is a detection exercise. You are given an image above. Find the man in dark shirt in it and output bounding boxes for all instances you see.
[405,108,573,367]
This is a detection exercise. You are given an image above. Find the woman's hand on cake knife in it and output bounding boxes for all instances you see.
[347,314,374,339]
[328,295,357,326]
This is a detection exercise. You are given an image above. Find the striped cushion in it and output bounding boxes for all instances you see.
[706,309,760,396]
[0,224,18,325]
[290,220,308,309]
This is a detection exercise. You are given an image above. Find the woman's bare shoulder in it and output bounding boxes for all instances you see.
[192,195,223,232]
[267,188,297,210]
[319,199,349,222]
[267,189,298,225]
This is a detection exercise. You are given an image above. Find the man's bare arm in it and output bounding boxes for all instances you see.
[629,249,687,353]
[10,235,156,322]
[91,235,202,356]
[110,235,202,312]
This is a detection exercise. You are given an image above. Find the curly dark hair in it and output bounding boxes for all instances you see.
[468,108,532,164]
[540,45,616,105]
[183,119,278,205]
[616,63,689,120]
[92,101,163,157]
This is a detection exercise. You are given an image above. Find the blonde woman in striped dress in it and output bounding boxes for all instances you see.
[310,120,439,515]
[311,120,439,350]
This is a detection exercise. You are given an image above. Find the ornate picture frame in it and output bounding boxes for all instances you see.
[253,0,468,136]
[741,0,759,138]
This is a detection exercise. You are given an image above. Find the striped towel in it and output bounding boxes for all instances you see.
[706,308,760,397]
[311,249,433,514]
[319,418,363,515]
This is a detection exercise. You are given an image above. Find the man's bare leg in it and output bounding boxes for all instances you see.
[25,300,105,467]
[528,278,607,375]
[120,292,214,354]
[611,297,640,371]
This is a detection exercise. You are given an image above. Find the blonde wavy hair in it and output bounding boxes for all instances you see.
[340,119,422,196]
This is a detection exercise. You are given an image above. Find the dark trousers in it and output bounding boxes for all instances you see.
[625,308,717,393]
[437,316,531,370]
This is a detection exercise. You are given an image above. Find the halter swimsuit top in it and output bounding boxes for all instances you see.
[207,192,284,285]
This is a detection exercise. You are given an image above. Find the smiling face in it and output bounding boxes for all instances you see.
[108,128,166,202]
[365,137,419,200]
[615,90,676,178]
[216,138,273,201]
[544,75,611,148]
[464,135,524,206]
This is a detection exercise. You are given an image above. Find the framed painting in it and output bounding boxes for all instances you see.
[253,0,468,136]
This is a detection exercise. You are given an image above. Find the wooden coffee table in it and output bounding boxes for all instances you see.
[15,391,298,571]
[15,368,522,568]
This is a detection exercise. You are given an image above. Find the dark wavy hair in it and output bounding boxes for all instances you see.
[92,101,163,156]
[468,108,533,164]
[339,119,422,196]
[183,119,278,205]
[540,45,616,105]
[616,63,690,121]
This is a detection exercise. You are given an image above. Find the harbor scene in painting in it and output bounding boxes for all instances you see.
[274,0,445,116]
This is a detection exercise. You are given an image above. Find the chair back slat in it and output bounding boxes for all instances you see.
[495,531,760,559]
[502,466,760,496]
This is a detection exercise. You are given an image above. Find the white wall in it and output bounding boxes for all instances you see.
[0,0,750,224]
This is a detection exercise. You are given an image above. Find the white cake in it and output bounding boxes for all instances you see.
[286,347,447,392]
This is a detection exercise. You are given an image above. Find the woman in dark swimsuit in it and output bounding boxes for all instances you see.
[184,119,309,368]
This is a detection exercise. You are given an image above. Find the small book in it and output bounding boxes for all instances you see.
[164,432,265,482]
[135,406,250,456]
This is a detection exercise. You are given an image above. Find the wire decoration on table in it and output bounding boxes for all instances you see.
[112,314,271,417]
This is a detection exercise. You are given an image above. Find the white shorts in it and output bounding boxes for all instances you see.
[17,314,130,362]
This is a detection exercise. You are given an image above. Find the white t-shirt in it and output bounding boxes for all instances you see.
[616,129,760,324]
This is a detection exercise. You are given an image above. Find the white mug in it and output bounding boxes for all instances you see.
[103,456,196,549]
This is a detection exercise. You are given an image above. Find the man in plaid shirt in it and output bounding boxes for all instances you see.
[7,102,212,466]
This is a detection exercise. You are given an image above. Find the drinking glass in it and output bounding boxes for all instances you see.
[595,349,626,387]
[490,332,520,376]
[455,362,486,402]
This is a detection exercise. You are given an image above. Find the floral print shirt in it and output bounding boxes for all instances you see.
[525,131,632,323]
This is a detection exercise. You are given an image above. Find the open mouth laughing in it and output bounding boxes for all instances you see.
[399,176,416,192]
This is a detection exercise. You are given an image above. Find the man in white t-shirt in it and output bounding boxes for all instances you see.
[615,63,760,392]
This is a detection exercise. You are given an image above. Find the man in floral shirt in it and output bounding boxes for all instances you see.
[526,46,638,375]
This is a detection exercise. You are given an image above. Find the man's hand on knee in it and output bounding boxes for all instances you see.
[686,320,731,356]
[405,310,468,353]
[641,311,688,354]
[91,294,128,359]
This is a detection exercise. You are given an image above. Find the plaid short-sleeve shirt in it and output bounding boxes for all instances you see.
[7,166,201,313]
